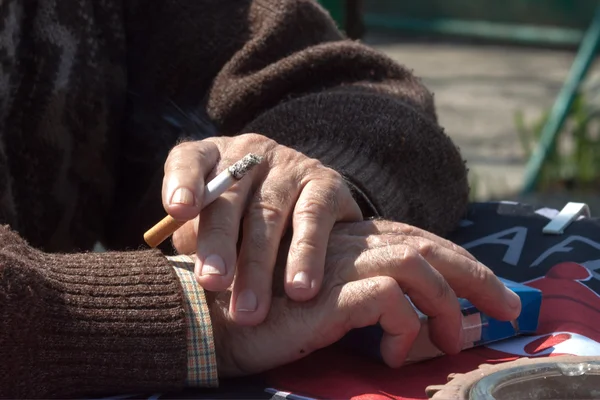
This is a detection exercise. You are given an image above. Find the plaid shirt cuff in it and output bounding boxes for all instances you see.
[168,255,219,387]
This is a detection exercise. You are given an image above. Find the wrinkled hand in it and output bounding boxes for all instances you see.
[163,133,362,325]
[208,219,522,377]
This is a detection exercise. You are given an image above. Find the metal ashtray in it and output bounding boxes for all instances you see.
[427,356,600,400]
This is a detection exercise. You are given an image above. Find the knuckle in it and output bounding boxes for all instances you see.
[296,184,340,220]
[236,133,281,166]
[415,240,436,260]
[293,236,322,256]
[299,156,323,171]
[261,205,286,227]
[322,166,344,185]
[446,240,463,253]
[469,262,496,288]
[391,223,416,237]
[238,133,275,149]
[296,197,335,220]
[400,246,423,268]
[256,186,293,211]
[367,234,387,248]
[360,277,388,302]
[204,222,237,242]
[248,200,287,227]
[399,224,418,236]
[269,148,316,183]
[299,158,334,182]
[366,239,399,267]
[377,276,401,300]
[237,132,262,144]
[373,220,414,237]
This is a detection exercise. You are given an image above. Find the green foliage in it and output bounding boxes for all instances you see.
[515,93,600,193]
[468,169,479,201]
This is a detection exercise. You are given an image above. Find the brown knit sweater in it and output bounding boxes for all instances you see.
[0,0,469,397]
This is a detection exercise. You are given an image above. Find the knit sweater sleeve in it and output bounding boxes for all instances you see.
[125,0,469,235]
[221,0,469,234]
[0,224,191,398]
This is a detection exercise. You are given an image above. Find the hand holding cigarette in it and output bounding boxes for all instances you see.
[144,153,263,248]
[156,133,363,326]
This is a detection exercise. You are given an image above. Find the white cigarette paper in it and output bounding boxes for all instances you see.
[143,153,263,248]
[202,153,263,207]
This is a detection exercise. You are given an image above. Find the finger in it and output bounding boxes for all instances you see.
[361,233,521,323]
[172,217,199,254]
[336,219,478,262]
[162,140,220,221]
[286,174,362,301]
[351,226,521,321]
[194,171,253,292]
[229,174,300,325]
[229,189,296,325]
[351,245,463,354]
[394,236,522,322]
[333,276,421,368]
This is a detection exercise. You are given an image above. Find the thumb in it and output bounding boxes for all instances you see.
[162,140,220,221]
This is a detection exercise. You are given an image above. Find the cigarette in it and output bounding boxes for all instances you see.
[143,153,263,248]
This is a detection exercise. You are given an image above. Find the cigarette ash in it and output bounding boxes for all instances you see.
[228,153,263,179]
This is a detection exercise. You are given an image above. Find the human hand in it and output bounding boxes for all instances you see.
[162,133,362,325]
[207,219,522,377]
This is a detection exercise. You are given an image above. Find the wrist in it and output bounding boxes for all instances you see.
[206,289,241,378]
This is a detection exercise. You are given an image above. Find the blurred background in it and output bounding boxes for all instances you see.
[318,0,600,215]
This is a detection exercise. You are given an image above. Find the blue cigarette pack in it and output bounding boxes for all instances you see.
[339,278,543,363]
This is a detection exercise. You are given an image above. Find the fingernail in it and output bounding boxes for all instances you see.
[236,289,258,312]
[504,287,521,310]
[170,187,195,206]
[292,271,311,289]
[201,254,226,276]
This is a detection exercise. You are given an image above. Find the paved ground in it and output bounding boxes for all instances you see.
[365,33,600,207]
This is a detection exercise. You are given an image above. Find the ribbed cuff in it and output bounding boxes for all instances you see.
[42,249,188,394]
[0,226,188,398]
[168,255,219,388]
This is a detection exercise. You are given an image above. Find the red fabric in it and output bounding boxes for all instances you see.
[265,261,600,399]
